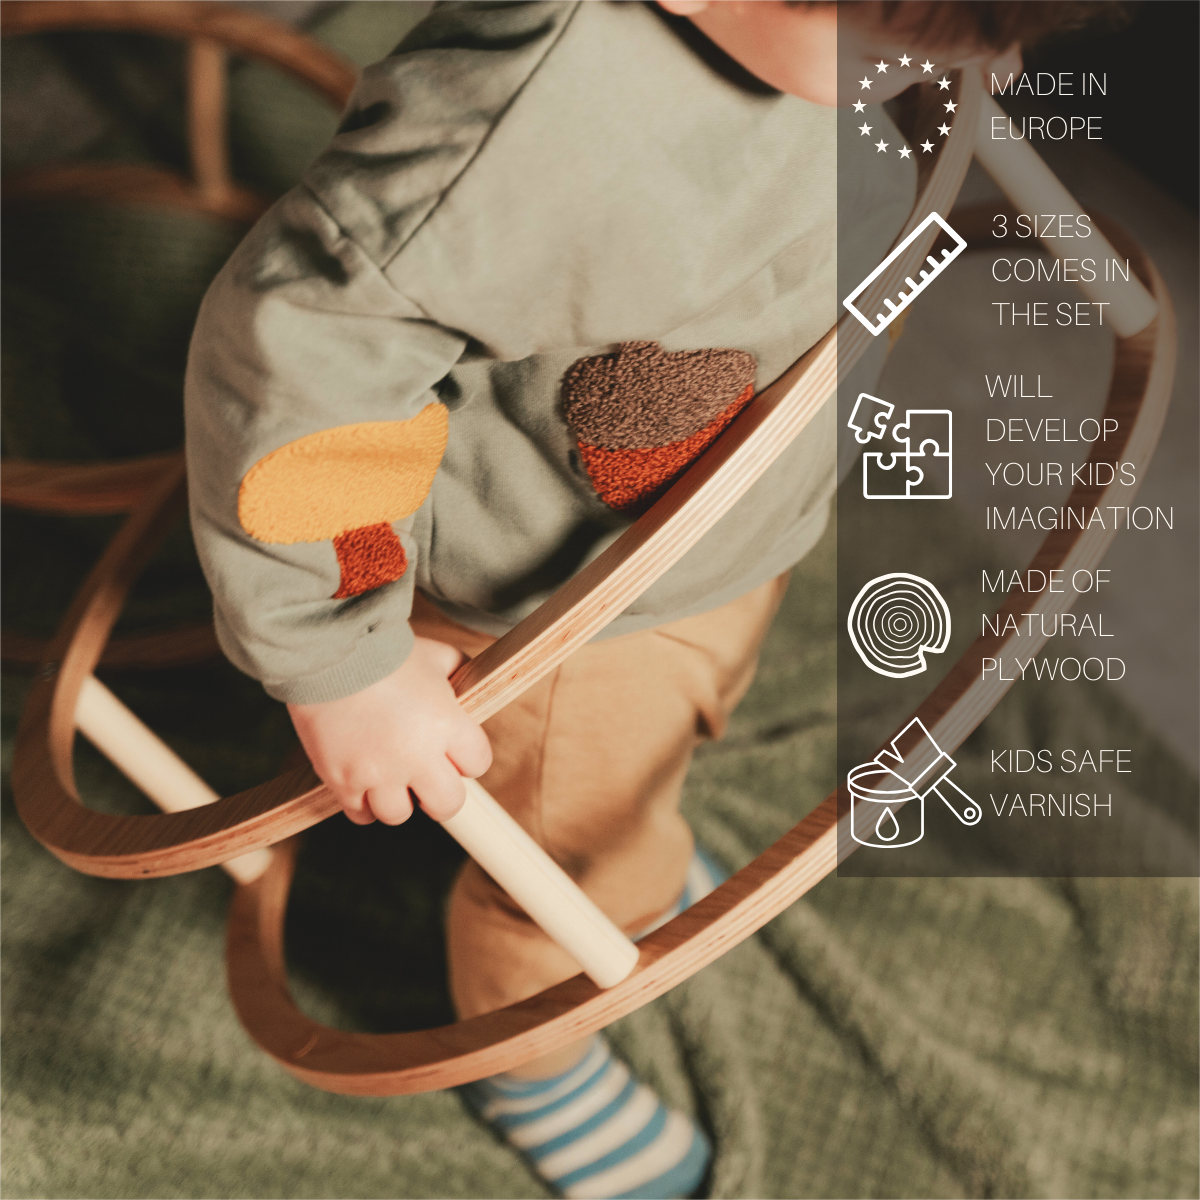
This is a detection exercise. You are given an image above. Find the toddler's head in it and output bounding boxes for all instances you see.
[658,1,1125,106]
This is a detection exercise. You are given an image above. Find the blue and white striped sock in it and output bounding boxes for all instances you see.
[463,1036,710,1199]
[632,845,729,940]
[463,848,729,1199]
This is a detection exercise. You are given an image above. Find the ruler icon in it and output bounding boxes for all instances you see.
[842,212,967,337]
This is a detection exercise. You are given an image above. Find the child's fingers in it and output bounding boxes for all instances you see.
[364,783,416,825]
[417,636,467,678]
[339,788,377,824]
[447,720,493,780]
[409,759,467,822]
[342,801,376,825]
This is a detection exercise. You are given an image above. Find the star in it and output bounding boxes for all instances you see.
[859,122,872,136]
[920,140,934,152]
[853,100,866,112]
[921,60,935,73]
[859,76,872,89]
[898,54,912,67]
[875,138,889,153]
[875,59,889,73]
[937,75,951,90]
[898,145,912,159]
[944,99,958,113]
[937,122,952,136]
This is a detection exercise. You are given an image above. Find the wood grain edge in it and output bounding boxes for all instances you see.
[8,460,339,874]
[2,163,271,225]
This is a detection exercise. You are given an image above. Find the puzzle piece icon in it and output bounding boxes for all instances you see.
[892,409,952,460]
[847,393,895,444]
[851,399,953,499]
[862,409,952,499]
[863,452,922,498]
[892,409,952,498]
[905,448,951,498]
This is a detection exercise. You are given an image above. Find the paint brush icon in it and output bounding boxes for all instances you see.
[848,718,981,849]
[875,718,982,825]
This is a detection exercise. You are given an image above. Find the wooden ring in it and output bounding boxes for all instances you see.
[225,211,1175,1094]
[12,73,982,879]
[1,1,359,668]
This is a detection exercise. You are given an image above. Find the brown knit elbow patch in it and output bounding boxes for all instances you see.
[577,382,755,514]
[562,341,757,515]
[332,522,409,599]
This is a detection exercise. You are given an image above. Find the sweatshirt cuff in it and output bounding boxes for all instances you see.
[258,621,416,706]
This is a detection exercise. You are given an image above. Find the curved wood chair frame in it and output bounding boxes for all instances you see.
[11,69,1176,1090]
[13,72,978,877]
[0,449,223,673]
[223,209,1175,1095]
[1,1,357,670]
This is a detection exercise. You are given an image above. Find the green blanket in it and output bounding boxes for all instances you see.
[3,6,1196,1197]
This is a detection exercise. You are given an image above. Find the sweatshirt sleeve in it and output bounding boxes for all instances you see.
[184,186,466,705]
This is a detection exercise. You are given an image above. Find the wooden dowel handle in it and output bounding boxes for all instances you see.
[973,90,1157,338]
[74,676,272,885]
[74,678,638,986]
[441,779,640,990]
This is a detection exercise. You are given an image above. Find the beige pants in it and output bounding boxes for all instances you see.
[410,574,788,1041]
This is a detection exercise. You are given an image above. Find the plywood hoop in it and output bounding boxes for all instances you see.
[223,210,1175,1094]
[1,0,357,220]
[1,0,357,667]
[12,73,980,878]
[9,69,1175,1090]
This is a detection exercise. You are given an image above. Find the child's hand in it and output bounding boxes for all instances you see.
[287,637,492,825]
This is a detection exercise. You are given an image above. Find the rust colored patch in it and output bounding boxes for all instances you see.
[332,522,408,599]
[578,382,755,515]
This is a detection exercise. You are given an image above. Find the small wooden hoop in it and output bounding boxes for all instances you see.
[1,1,358,670]
[223,212,1175,1094]
[12,73,980,879]
[1,0,357,221]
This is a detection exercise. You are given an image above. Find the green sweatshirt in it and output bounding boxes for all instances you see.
[184,0,914,705]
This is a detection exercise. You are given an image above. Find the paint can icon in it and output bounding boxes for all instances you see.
[848,761,922,848]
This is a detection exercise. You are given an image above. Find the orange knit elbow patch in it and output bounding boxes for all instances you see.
[238,403,449,545]
[238,402,448,599]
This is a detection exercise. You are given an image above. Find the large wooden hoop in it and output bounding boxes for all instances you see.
[222,213,1175,1094]
[13,74,981,879]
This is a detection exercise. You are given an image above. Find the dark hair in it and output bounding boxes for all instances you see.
[792,2,1132,52]
[888,1,1130,50]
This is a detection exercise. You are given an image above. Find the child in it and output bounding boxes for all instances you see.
[185,3,1114,1195]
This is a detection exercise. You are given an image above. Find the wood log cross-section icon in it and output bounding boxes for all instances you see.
[237,403,449,598]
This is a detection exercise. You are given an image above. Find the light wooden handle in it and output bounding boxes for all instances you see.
[74,674,638,986]
[74,675,272,885]
[442,779,640,989]
[973,89,1157,338]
